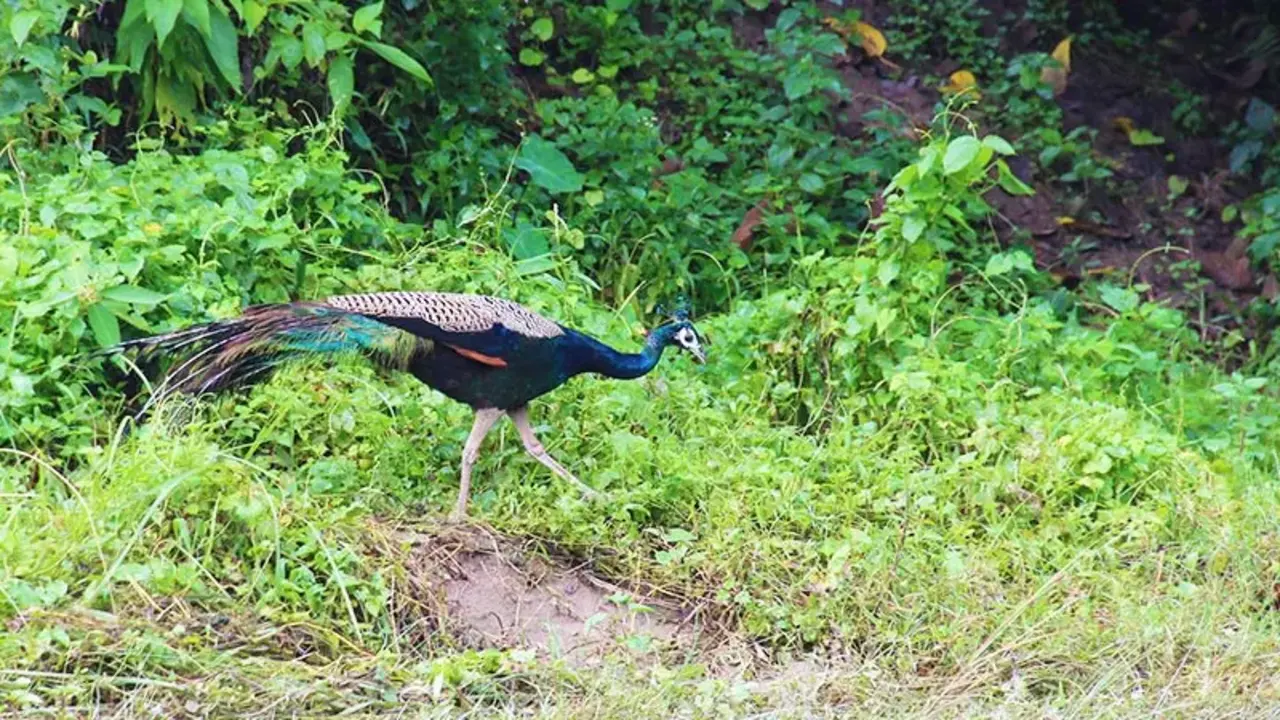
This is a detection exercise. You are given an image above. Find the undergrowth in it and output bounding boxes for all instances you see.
[5,0,1280,716]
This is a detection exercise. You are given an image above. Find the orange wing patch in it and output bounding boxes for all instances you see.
[444,343,508,367]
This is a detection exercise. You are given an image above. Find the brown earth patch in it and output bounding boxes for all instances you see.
[378,522,713,665]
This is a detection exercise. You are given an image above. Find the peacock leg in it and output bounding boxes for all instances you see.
[509,406,599,499]
[452,408,503,521]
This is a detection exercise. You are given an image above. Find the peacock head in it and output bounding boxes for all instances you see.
[653,301,707,364]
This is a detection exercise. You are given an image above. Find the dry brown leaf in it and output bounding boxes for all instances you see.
[732,200,769,250]
[1111,116,1135,134]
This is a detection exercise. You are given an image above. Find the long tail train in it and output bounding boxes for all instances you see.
[103,302,422,420]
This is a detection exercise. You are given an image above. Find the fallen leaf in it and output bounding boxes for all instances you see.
[1056,216,1076,225]
[854,22,887,57]
[1051,37,1071,70]
[1064,219,1132,240]
[1040,37,1071,95]
[1111,116,1135,134]
[940,70,980,98]
[1127,128,1165,146]
[732,200,769,250]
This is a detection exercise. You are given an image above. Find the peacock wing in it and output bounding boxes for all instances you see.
[323,291,563,367]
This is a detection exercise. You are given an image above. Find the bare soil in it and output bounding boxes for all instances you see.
[379,523,711,665]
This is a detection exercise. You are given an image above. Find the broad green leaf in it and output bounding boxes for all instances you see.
[181,0,211,38]
[505,221,549,260]
[9,10,39,47]
[353,2,383,36]
[0,245,17,279]
[981,135,1015,156]
[515,135,583,194]
[204,4,242,89]
[996,160,1035,196]
[364,41,432,84]
[241,0,266,34]
[277,35,303,71]
[902,215,925,242]
[303,23,326,67]
[101,284,167,306]
[1245,97,1276,133]
[531,17,554,41]
[518,47,544,66]
[985,252,1013,276]
[87,304,121,347]
[1099,284,1138,314]
[328,54,354,116]
[1127,129,1164,146]
[145,0,183,48]
[798,173,824,193]
[942,136,982,175]
[571,68,595,84]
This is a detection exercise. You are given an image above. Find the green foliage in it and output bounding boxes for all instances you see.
[6,1,1280,714]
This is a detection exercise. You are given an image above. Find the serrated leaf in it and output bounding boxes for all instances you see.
[9,10,40,47]
[364,41,432,84]
[515,135,583,193]
[303,23,326,67]
[531,17,554,41]
[328,54,354,116]
[145,0,183,48]
[353,2,383,36]
[87,304,121,347]
[943,136,982,175]
[982,135,1016,156]
[101,284,167,306]
[518,47,544,66]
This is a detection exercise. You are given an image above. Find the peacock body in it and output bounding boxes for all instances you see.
[114,291,706,518]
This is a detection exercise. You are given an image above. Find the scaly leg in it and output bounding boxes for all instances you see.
[451,408,503,521]
[509,406,599,499]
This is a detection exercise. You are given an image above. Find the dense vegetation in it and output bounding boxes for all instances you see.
[4,0,1280,715]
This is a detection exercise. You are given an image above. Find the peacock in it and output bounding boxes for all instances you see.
[109,291,707,518]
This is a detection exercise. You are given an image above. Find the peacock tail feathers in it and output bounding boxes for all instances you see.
[114,302,428,417]
[325,291,564,338]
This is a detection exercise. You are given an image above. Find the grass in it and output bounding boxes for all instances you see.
[5,231,1280,716]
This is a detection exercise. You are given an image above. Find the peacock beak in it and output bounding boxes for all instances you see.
[690,344,706,364]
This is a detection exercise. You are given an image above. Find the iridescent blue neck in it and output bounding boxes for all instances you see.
[567,325,676,380]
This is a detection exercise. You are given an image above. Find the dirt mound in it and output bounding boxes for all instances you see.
[384,523,706,664]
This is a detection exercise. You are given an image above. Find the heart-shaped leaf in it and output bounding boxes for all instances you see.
[515,135,583,194]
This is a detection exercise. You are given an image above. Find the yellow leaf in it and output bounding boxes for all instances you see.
[854,22,887,57]
[1056,216,1076,226]
[1051,37,1071,72]
[1111,116,1135,133]
[1040,37,1071,96]
[941,70,980,98]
